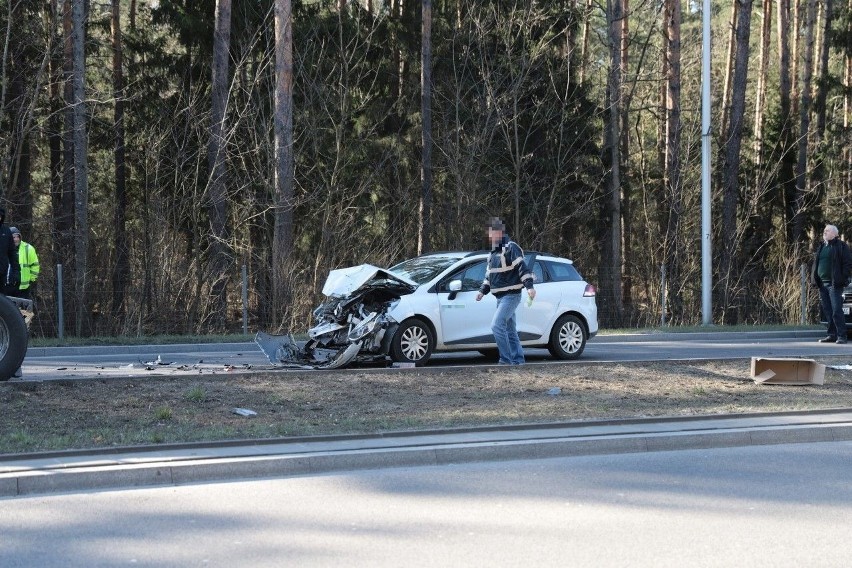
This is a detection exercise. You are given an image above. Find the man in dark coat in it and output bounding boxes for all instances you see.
[811,224,852,344]
[0,208,21,296]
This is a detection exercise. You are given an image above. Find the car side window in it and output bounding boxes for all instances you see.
[543,260,582,282]
[440,261,487,292]
[532,260,546,284]
[459,261,487,291]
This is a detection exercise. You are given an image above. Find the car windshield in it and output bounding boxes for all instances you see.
[389,256,463,285]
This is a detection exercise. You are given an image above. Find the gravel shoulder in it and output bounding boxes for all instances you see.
[3,356,852,455]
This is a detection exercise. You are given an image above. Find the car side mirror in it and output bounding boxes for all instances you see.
[448,279,462,301]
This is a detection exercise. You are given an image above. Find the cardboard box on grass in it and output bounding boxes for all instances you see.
[750,357,825,385]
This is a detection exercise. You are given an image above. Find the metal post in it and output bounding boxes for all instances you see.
[700,0,713,325]
[800,264,807,325]
[241,264,248,335]
[661,264,667,327]
[56,264,64,340]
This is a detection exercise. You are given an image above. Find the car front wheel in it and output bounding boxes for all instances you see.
[548,314,586,360]
[391,318,434,366]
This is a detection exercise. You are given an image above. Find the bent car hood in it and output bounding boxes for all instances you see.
[322,264,417,297]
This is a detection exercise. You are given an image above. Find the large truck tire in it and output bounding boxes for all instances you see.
[0,295,28,381]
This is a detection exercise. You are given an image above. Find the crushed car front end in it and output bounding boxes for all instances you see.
[256,265,417,369]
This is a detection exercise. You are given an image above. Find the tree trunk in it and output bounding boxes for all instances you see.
[111,0,129,325]
[808,0,833,236]
[48,0,65,286]
[791,0,800,117]
[663,0,682,323]
[60,0,76,287]
[620,0,632,318]
[207,0,232,331]
[418,0,432,254]
[720,0,739,142]
[273,0,294,328]
[395,0,407,101]
[565,0,577,85]
[719,0,753,323]
[714,0,739,198]
[748,0,773,286]
[791,0,817,247]
[72,0,89,336]
[619,0,629,158]
[657,28,667,184]
[130,0,137,31]
[777,0,796,242]
[49,0,74,337]
[599,0,624,327]
[579,0,593,84]
[844,0,852,202]
[753,0,771,180]
[4,0,32,222]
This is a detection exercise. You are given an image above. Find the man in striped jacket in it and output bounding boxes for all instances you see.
[476,217,536,365]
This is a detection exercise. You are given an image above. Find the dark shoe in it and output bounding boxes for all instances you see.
[836,338,848,344]
[819,336,838,343]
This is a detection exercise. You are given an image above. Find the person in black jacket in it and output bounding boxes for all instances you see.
[0,208,20,296]
[811,224,852,344]
[476,217,536,364]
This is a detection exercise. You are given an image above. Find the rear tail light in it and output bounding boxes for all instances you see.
[583,284,596,297]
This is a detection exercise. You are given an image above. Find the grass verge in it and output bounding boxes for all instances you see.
[2,355,851,455]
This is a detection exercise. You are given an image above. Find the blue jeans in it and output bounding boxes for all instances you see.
[819,282,848,339]
[492,293,524,364]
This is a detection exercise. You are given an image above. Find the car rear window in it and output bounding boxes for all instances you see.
[543,260,583,282]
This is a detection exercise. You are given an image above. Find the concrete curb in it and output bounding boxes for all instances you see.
[24,329,825,357]
[592,329,824,343]
[2,409,850,498]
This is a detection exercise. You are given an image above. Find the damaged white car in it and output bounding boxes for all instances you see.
[256,251,598,369]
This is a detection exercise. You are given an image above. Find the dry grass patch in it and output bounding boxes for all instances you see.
[2,357,852,454]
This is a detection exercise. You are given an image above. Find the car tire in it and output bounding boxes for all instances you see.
[0,295,28,381]
[548,314,586,360]
[391,318,434,366]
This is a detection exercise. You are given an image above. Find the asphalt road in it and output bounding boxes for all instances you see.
[4,331,852,563]
[14,329,844,381]
[3,440,851,566]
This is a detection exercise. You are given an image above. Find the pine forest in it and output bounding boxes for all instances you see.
[1,0,850,337]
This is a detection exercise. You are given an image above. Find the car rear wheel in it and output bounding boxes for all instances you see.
[391,318,434,366]
[548,314,586,360]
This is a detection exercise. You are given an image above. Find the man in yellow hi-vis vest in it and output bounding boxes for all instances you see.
[9,227,39,300]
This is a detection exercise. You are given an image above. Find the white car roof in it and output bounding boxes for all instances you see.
[430,251,574,263]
